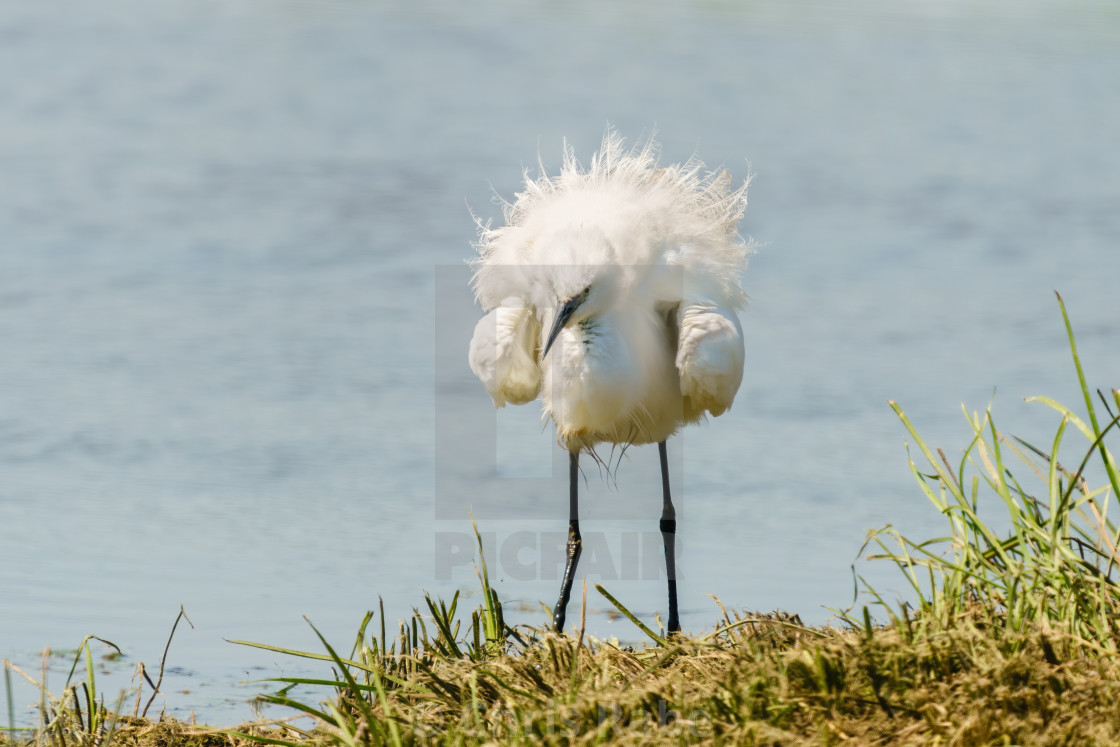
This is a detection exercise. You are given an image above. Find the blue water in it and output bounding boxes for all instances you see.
[2,0,1119,726]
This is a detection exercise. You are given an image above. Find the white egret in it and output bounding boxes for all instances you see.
[468,131,751,633]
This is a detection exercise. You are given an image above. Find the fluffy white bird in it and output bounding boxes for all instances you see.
[468,131,752,633]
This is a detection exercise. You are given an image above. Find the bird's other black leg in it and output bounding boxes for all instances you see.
[552,450,581,633]
[659,440,681,634]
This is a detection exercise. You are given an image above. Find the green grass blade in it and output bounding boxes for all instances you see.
[254,693,336,723]
[594,585,669,646]
[224,731,303,747]
[348,611,374,662]
[257,676,381,693]
[1056,292,1100,436]
[891,401,962,500]
[4,660,14,737]
[228,640,372,672]
[82,643,98,734]
[470,514,503,652]
[424,594,464,659]
[303,617,401,747]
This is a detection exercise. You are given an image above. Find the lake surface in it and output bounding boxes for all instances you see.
[2,0,1119,726]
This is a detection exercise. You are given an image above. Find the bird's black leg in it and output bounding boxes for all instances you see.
[659,440,681,634]
[552,450,581,633]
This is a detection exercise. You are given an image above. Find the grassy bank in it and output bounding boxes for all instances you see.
[5,294,1119,746]
[8,614,1120,746]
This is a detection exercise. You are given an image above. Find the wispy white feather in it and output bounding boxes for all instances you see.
[471,130,753,312]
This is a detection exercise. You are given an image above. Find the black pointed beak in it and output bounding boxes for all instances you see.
[542,296,583,360]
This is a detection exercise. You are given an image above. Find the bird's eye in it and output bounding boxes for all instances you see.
[582,286,591,297]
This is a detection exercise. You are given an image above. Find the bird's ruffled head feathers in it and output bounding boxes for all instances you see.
[471,130,753,314]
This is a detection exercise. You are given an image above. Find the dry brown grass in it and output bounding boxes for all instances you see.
[10,612,1120,746]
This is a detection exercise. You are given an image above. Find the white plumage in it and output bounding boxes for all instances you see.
[469,132,751,452]
[466,131,752,633]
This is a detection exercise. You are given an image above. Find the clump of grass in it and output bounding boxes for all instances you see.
[14,611,1120,745]
[855,293,1120,653]
[3,636,128,747]
[232,584,824,747]
[1,607,210,747]
[227,587,1120,745]
[227,516,525,745]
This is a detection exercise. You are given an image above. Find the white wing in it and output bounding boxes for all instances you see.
[468,298,542,408]
[675,301,744,418]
